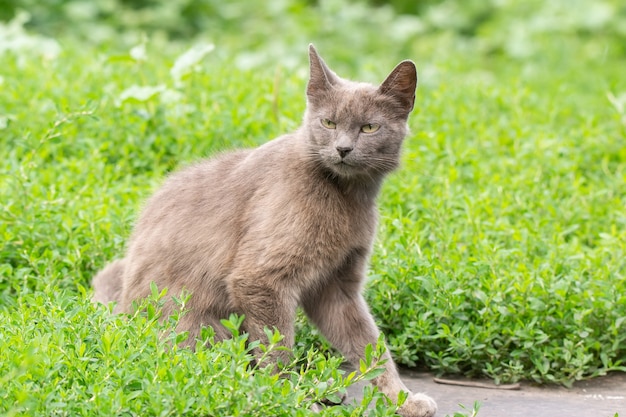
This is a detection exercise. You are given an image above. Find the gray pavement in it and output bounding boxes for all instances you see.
[346,369,626,417]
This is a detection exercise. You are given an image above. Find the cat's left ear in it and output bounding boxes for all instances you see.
[378,60,418,114]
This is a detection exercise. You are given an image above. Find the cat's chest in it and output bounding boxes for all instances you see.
[245,176,377,271]
[308,186,376,242]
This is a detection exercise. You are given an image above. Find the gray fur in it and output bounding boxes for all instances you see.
[93,45,436,417]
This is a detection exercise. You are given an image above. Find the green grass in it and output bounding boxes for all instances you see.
[1,0,626,415]
[0,289,398,416]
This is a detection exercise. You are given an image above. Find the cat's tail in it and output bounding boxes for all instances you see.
[92,259,125,305]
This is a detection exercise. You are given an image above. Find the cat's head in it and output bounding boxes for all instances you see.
[303,44,417,183]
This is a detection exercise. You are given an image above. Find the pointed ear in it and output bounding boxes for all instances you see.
[307,44,340,98]
[378,60,418,114]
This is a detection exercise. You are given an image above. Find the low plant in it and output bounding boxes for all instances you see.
[0,285,403,416]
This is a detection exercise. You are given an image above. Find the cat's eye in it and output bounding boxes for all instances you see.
[321,119,337,129]
[360,123,380,133]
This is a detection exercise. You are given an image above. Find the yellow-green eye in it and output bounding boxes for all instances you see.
[360,123,380,133]
[321,119,337,129]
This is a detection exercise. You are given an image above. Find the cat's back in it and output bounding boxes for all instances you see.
[129,134,305,252]
[134,147,253,230]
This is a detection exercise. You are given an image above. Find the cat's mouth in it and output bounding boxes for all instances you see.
[330,158,362,176]
[318,151,364,178]
[327,152,354,166]
[331,156,354,168]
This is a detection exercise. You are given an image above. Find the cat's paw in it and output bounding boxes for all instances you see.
[396,392,437,417]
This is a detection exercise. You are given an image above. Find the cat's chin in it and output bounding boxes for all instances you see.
[326,161,377,182]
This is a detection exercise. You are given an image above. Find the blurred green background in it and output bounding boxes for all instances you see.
[2,0,625,69]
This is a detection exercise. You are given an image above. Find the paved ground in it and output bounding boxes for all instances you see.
[346,369,626,416]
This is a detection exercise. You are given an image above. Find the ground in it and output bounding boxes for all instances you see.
[346,370,626,417]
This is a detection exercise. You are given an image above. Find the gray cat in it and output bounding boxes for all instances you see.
[93,45,437,417]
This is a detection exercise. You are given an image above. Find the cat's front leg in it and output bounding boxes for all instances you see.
[302,279,437,417]
[229,277,297,367]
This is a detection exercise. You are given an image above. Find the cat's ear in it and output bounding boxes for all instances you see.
[378,60,418,114]
[307,44,340,97]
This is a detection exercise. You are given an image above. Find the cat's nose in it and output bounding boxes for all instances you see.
[336,146,353,159]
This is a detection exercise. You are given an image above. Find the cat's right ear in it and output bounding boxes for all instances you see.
[307,44,339,98]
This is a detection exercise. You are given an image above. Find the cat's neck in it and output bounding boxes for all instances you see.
[329,174,383,204]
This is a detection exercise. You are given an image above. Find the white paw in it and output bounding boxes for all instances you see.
[396,392,437,417]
